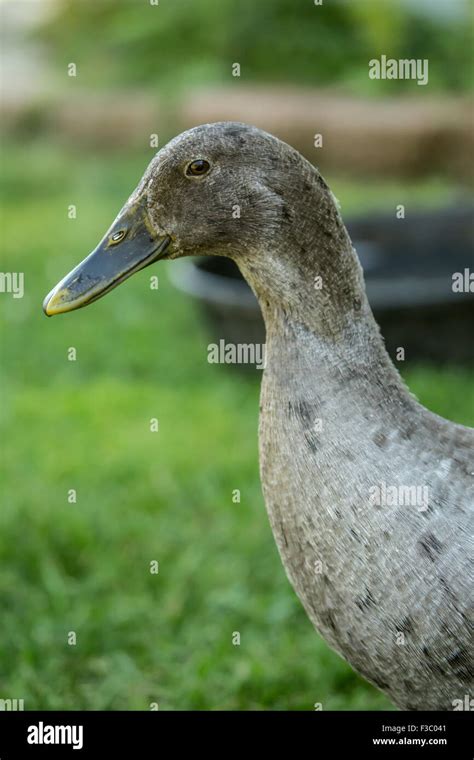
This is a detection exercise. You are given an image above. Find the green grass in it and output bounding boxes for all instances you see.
[1,139,472,710]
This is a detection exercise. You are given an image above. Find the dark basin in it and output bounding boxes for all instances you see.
[170,207,474,365]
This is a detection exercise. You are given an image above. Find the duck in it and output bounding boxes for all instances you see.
[43,122,473,711]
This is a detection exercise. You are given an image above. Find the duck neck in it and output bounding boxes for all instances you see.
[236,188,408,406]
[235,160,372,337]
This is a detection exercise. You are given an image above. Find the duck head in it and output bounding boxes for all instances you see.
[43,121,362,331]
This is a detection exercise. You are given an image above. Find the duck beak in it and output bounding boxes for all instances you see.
[43,193,171,316]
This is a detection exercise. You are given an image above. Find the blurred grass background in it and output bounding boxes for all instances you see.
[36,0,473,93]
[1,0,473,710]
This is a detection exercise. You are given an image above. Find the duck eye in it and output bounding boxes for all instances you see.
[109,229,127,245]
[186,159,211,177]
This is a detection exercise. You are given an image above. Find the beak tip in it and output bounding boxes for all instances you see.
[42,291,54,317]
[42,288,64,317]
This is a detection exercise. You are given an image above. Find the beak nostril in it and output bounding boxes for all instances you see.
[110,229,127,245]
